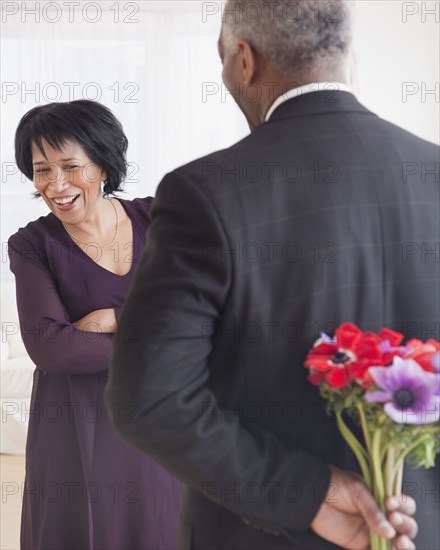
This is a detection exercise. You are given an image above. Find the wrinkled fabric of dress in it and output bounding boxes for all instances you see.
[8,196,182,550]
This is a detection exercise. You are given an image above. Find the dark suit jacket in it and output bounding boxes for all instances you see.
[105,91,440,549]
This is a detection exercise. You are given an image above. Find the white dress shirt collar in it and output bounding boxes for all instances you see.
[264,82,352,122]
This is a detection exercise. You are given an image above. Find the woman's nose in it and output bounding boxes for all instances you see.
[48,166,69,188]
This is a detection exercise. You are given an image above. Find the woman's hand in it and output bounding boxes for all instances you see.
[73,308,117,333]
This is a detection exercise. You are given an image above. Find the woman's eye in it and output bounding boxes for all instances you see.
[35,169,49,173]
[64,165,79,171]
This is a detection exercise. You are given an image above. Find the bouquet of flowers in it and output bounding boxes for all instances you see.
[305,323,440,550]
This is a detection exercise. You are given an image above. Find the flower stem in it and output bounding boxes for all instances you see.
[370,531,380,549]
[370,530,389,550]
[371,430,390,550]
[357,402,372,456]
[385,447,399,550]
[392,434,430,481]
[394,459,404,496]
[335,410,372,488]
[372,429,386,507]
[385,447,395,497]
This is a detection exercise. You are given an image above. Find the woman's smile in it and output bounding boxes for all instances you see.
[30,138,105,224]
[50,193,81,212]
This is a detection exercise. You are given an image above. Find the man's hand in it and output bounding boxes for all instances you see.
[385,495,418,550]
[73,308,117,333]
[310,465,418,549]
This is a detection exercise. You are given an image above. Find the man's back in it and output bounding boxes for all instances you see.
[176,90,439,549]
[107,90,439,550]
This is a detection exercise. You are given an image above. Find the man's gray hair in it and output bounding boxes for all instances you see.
[222,1,353,72]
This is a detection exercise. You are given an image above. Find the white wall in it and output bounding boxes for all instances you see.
[1,0,439,282]
[350,0,439,144]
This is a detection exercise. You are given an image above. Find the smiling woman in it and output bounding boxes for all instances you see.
[15,102,135,280]
[7,100,182,550]
[15,100,128,198]
[32,142,104,214]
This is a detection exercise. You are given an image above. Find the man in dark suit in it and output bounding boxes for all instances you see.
[105,1,439,548]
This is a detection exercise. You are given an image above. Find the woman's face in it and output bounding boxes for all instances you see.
[31,138,107,223]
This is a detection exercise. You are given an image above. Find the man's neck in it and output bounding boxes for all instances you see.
[263,80,351,122]
[256,67,349,125]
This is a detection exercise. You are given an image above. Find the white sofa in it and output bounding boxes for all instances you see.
[1,280,35,455]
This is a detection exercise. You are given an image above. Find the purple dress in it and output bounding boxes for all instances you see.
[8,196,182,550]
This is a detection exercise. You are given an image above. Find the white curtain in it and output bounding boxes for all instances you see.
[0,1,249,282]
[1,1,438,282]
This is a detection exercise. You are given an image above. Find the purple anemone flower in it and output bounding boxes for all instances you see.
[319,332,334,344]
[432,352,440,398]
[432,351,440,373]
[365,357,440,424]
[378,340,409,356]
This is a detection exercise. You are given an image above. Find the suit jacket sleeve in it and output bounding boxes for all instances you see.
[105,170,331,533]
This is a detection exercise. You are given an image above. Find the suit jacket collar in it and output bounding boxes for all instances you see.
[266,90,374,121]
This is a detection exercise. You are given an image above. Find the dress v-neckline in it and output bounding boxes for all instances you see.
[57,198,137,278]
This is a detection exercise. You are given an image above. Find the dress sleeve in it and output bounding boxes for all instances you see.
[132,196,154,240]
[8,232,114,375]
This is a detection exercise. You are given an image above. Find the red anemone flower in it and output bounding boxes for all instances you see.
[305,323,385,388]
[403,339,440,373]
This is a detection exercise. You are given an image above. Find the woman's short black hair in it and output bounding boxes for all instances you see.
[15,100,129,198]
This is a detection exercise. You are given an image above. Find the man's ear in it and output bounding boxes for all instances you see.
[237,40,257,84]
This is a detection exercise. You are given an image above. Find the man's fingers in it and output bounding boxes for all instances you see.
[395,534,416,550]
[389,512,418,540]
[310,503,370,550]
[386,495,417,516]
[352,483,396,539]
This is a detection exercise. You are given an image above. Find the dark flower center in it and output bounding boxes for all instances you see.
[394,388,416,409]
[332,351,350,364]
